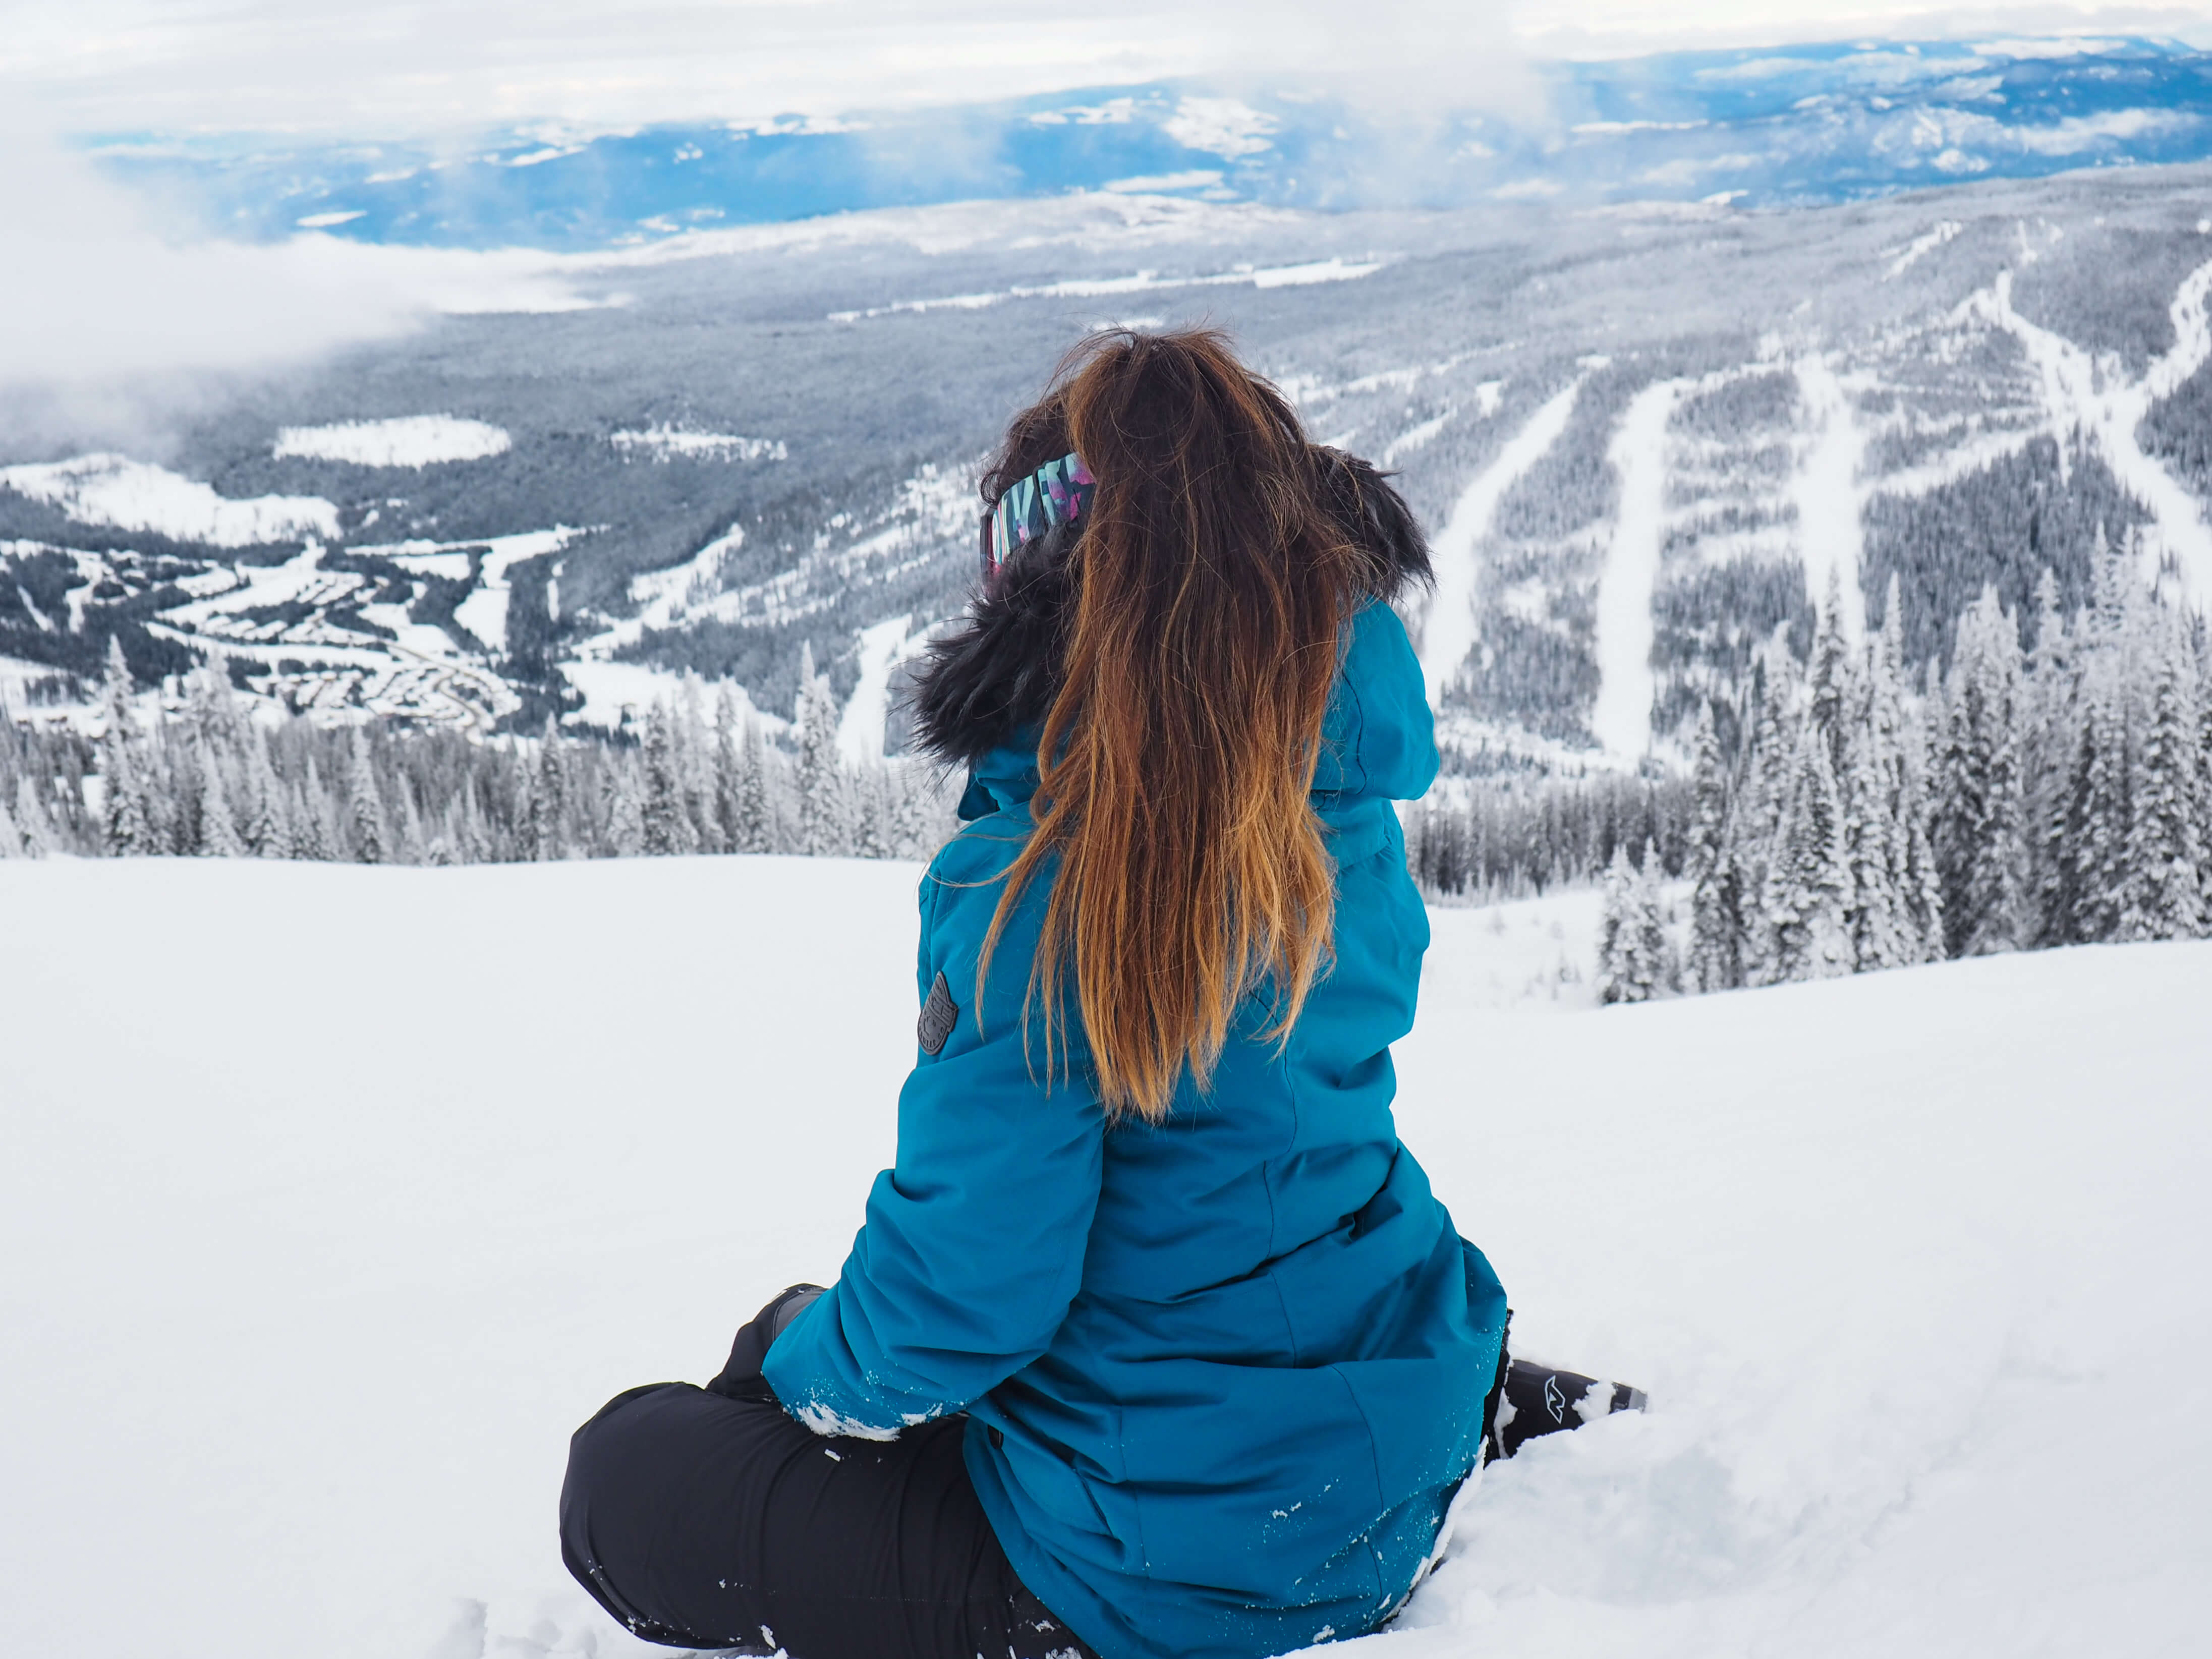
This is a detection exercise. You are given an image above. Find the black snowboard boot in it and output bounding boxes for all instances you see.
[1481,1347,1647,1465]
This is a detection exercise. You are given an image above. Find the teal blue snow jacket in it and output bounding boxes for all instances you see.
[763,601,1508,1659]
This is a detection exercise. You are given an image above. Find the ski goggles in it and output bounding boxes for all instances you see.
[981,451,1095,584]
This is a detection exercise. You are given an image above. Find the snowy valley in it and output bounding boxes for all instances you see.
[8,164,2212,775]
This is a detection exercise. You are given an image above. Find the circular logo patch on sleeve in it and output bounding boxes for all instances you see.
[917,970,959,1056]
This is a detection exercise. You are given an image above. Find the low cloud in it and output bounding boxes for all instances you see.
[0,112,622,449]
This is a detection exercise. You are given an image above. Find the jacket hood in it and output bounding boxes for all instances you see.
[910,446,1433,773]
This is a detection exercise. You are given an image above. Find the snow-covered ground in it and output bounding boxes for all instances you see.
[2,857,2204,1659]
[273,416,514,467]
[0,453,340,546]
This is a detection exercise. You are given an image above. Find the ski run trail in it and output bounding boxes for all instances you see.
[1592,380,1682,761]
[4,855,2205,1659]
[1790,353,1868,644]
[1974,257,2212,601]
[1418,380,1583,710]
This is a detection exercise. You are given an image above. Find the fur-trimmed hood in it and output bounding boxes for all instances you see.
[906,448,1432,768]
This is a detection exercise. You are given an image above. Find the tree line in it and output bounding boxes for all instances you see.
[0,640,956,866]
[1596,538,2211,1003]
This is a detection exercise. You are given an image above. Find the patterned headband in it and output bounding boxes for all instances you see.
[981,451,1096,584]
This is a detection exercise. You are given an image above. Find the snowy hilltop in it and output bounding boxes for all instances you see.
[2,853,2205,1659]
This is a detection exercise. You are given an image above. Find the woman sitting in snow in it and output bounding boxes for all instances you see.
[559,329,1639,1659]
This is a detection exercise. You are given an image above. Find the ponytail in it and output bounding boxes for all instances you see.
[977,329,1382,1121]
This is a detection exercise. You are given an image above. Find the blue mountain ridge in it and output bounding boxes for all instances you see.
[82,37,2212,252]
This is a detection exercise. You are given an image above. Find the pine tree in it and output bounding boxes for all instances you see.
[291,771,331,862]
[736,721,772,853]
[195,742,244,857]
[2064,648,2131,943]
[1597,842,1637,1004]
[240,734,288,857]
[348,726,388,865]
[13,775,53,859]
[1932,590,2028,957]
[2022,569,2076,945]
[677,678,714,850]
[1684,703,1743,992]
[1847,611,1917,971]
[2199,633,2212,919]
[1732,658,1796,985]
[396,777,429,865]
[853,764,890,860]
[1898,710,1947,963]
[604,761,646,856]
[459,782,494,863]
[0,789,20,859]
[98,637,153,855]
[889,761,941,862]
[1627,839,1674,998]
[533,718,568,861]
[1766,718,1854,980]
[641,703,692,855]
[2118,633,2207,940]
[1807,568,1852,779]
[795,645,848,857]
[1597,840,1671,1004]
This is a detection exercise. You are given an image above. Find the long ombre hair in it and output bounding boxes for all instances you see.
[975,330,1391,1122]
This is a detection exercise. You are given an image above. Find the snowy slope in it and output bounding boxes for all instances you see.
[0,857,2205,1659]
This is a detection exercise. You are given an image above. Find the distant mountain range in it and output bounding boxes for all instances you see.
[84,38,2212,251]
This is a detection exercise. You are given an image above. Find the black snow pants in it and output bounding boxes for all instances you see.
[561,1375,1098,1659]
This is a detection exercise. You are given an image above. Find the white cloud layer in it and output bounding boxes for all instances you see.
[3,0,2209,441]
[0,114,635,429]
[4,1,2209,135]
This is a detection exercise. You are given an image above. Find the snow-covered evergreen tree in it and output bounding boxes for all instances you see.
[794,645,849,857]
[1599,841,1671,1004]
[98,638,153,855]
[603,763,646,857]
[2118,630,2207,940]
[1730,658,1796,984]
[531,720,568,861]
[640,703,691,855]
[1596,842,1637,1005]
[1684,703,1743,992]
[1932,590,2029,957]
[889,761,939,862]
[291,765,331,862]
[195,741,245,857]
[1847,605,1920,971]
[1766,718,1854,981]
[13,775,54,859]
[241,734,288,858]
[348,727,389,865]
[396,777,429,866]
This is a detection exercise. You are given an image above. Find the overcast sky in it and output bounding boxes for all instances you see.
[6,0,2211,135]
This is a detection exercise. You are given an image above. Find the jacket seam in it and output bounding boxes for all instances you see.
[1326,1363,1392,1607]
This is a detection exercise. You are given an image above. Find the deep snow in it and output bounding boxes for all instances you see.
[1,856,2205,1659]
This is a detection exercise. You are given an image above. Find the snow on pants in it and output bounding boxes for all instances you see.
[560,1381,1098,1659]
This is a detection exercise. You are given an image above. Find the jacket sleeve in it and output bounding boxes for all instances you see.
[761,848,1105,1438]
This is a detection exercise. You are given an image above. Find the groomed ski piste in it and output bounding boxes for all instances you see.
[2,855,2205,1659]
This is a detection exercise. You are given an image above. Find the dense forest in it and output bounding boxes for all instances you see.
[0,641,955,866]
[1593,540,2212,1003]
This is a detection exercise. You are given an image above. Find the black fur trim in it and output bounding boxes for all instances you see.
[908,519,1078,767]
[906,450,1430,767]
[1315,447,1433,593]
